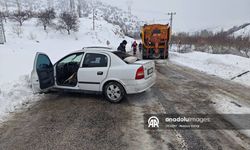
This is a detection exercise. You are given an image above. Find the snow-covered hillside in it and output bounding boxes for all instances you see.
[219,23,250,37]
[1,0,142,37]
[233,24,250,37]
[1,18,133,82]
[0,17,133,122]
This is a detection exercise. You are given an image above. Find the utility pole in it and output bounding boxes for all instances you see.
[168,12,176,36]
[126,0,133,14]
[0,18,6,44]
[167,12,176,49]
[4,0,8,13]
[92,8,95,30]
[70,0,75,14]
[16,0,21,12]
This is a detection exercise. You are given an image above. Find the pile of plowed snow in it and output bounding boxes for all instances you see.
[170,51,250,87]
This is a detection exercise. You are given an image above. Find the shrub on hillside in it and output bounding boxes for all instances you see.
[9,10,31,26]
[37,9,56,31]
[172,31,250,58]
[57,12,79,35]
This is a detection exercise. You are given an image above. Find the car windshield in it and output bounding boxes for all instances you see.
[61,54,83,63]
[152,29,161,34]
[112,51,139,64]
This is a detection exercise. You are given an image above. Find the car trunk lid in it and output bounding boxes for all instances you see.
[133,60,155,79]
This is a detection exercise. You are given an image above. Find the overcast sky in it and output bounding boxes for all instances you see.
[99,0,250,32]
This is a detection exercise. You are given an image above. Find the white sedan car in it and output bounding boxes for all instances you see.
[31,47,156,103]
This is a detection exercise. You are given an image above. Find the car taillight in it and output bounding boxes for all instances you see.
[135,66,144,80]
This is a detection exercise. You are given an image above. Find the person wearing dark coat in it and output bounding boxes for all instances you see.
[132,41,138,55]
[139,42,142,53]
[117,40,127,53]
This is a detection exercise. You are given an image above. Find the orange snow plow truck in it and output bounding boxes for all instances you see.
[140,24,171,59]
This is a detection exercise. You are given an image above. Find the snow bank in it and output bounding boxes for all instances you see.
[170,51,250,87]
[0,75,43,123]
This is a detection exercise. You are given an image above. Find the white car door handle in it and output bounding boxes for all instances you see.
[97,71,103,75]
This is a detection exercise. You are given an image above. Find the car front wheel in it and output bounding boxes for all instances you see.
[104,82,125,103]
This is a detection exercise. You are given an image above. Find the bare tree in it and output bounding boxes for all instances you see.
[75,0,91,17]
[70,0,76,13]
[77,0,82,17]
[172,29,250,57]
[9,10,31,26]
[47,0,54,9]
[15,0,21,12]
[238,37,250,58]
[0,11,8,22]
[12,24,23,37]
[37,9,56,30]
[23,0,34,12]
[77,4,82,18]
[242,49,250,58]
[3,0,8,12]
[126,0,133,14]
[57,12,79,35]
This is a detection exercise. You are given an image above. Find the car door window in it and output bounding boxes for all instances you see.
[82,53,108,67]
[36,54,52,70]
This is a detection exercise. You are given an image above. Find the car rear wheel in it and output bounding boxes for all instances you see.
[104,82,125,103]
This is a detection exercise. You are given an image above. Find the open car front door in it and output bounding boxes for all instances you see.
[31,52,55,93]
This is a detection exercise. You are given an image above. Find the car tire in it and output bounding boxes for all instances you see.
[104,82,125,103]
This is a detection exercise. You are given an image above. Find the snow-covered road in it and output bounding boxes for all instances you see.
[0,62,250,150]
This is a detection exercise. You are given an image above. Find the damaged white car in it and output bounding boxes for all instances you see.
[31,47,156,103]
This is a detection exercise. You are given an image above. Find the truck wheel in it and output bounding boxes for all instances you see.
[104,82,125,103]
[165,51,169,59]
[142,50,146,59]
[161,52,169,59]
[166,54,169,59]
[153,53,161,59]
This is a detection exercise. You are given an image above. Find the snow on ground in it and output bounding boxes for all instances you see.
[0,18,134,122]
[170,51,250,87]
[211,94,250,137]
[0,75,44,123]
[212,94,250,114]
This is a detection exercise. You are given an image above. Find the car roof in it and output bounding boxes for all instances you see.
[72,46,116,53]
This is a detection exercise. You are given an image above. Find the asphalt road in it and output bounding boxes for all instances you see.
[0,62,250,150]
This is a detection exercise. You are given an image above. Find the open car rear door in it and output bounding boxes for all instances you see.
[31,52,55,93]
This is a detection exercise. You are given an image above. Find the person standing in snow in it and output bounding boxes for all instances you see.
[117,40,127,53]
[106,40,110,46]
[139,42,142,53]
[177,40,181,52]
[132,41,138,55]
